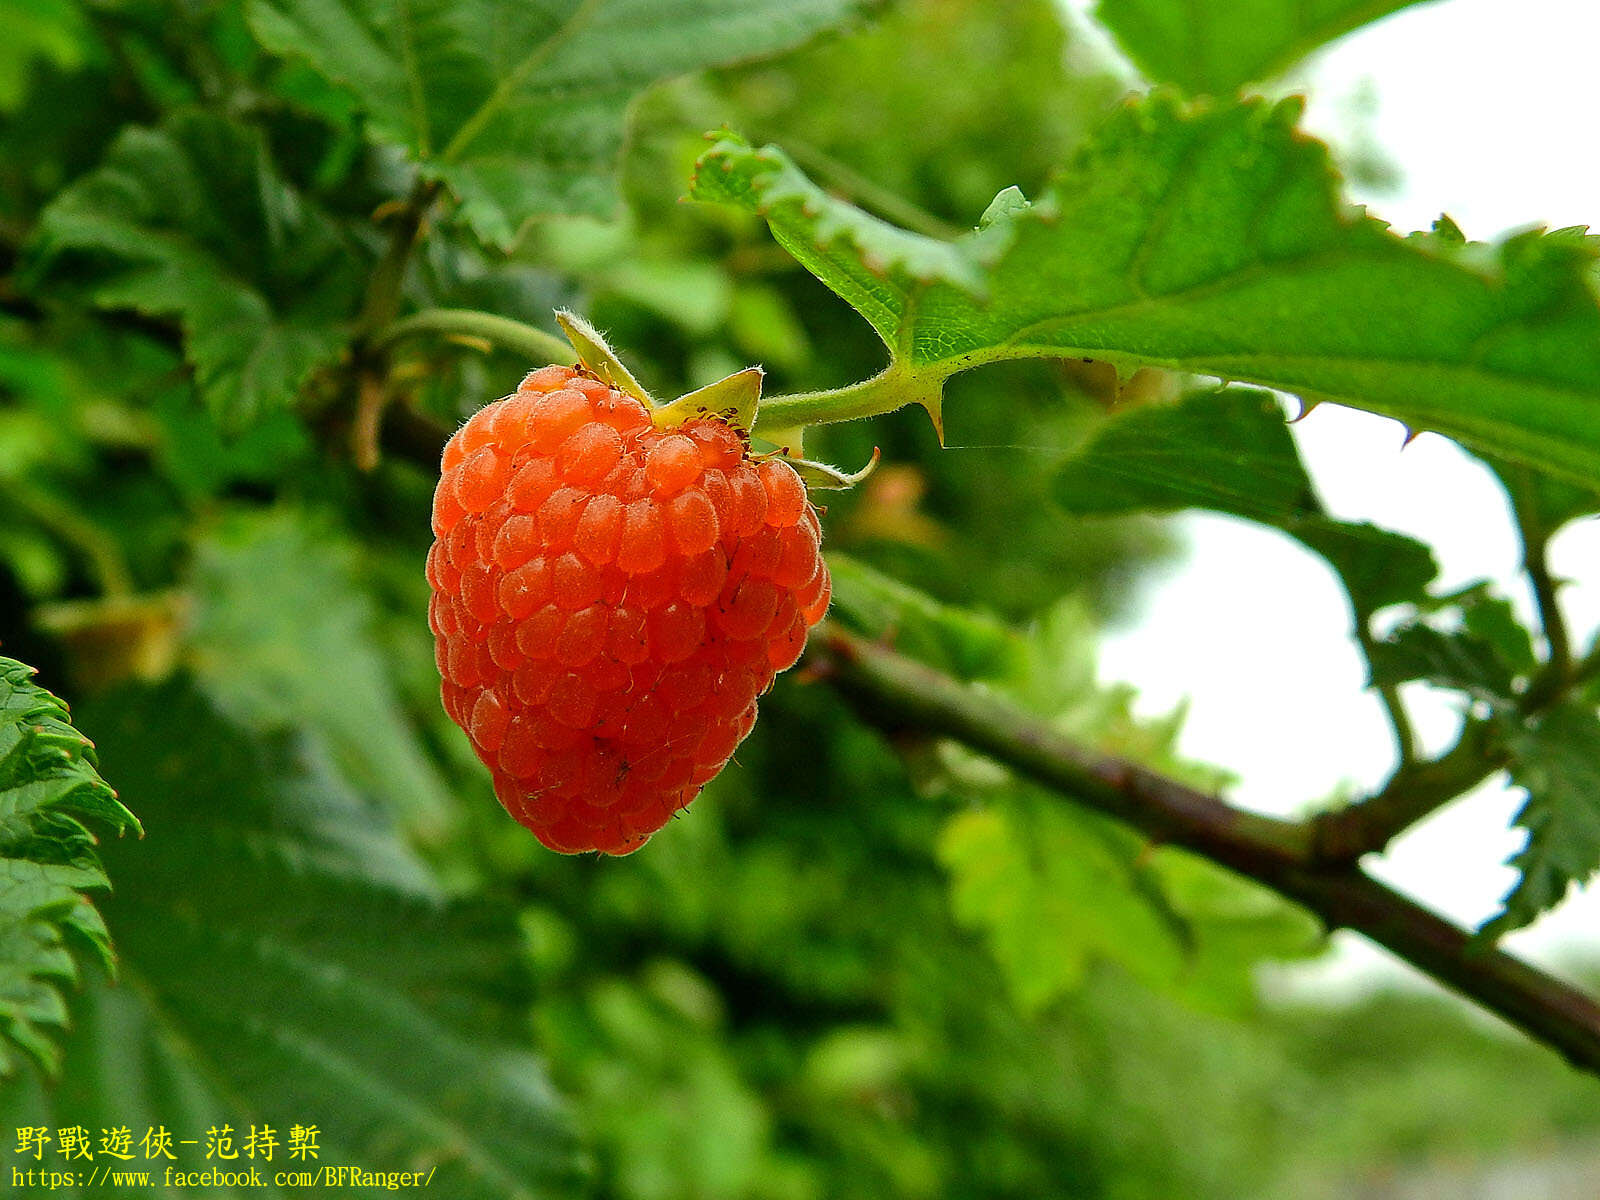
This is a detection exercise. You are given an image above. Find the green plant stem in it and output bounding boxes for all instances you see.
[376,308,572,367]
[1311,716,1510,863]
[1321,525,1584,861]
[356,178,443,342]
[751,364,946,435]
[1375,680,1417,763]
[1518,520,1573,712]
[371,305,956,434]
[810,624,1600,1074]
[1355,624,1417,767]
[2,480,134,598]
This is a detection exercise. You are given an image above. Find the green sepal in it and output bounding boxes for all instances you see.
[555,309,653,405]
[783,447,881,491]
[978,186,1030,229]
[655,367,763,434]
[551,311,878,490]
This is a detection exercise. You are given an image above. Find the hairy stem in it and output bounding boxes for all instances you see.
[751,364,945,435]
[377,308,573,368]
[811,625,1600,1073]
[815,626,1312,866]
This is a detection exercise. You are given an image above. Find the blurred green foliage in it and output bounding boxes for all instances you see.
[3,0,1600,1198]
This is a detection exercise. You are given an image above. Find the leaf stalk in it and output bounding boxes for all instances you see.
[375,308,572,368]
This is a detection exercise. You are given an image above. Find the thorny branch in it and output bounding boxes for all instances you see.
[810,625,1600,1075]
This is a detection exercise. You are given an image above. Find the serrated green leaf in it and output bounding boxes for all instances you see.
[1458,587,1540,679]
[0,656,139,1079]
[938,791,1319,1015]
[247,0,862,248]
[693,96,1600,490]
[1369,582,1536,702]
[1368,625,1518,701]
[1145,850,1323,1012]
[1292,518,1439,618]
[690,131,1002,350]
[1484,704,1600,937]
[31,112,360,429]
[1095,0,1433,95]
[1,680,585,1197]
[938,803,1186,1011]
[186,509,455,833]
[1053,387,1436,620]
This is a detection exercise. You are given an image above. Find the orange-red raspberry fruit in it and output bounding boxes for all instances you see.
[427,364,831,855]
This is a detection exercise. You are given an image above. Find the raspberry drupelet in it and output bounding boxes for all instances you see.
[427,363,831,855]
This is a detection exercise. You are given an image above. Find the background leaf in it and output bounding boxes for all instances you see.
[1367,583,1537,704]
[1053,387,1437,622]
[185,509,456,835]
[0,0,90,111]
[31,112,360,429]
[247,0,864,247]
[1485,704,1600,937]
[1,680,585,1198]
[1094,0,1434,95]
[938,801,1186,1010]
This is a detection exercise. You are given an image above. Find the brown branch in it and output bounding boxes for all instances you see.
[810,624,1600,1074]
[1310,717,1510,863]
[350,370,389,473]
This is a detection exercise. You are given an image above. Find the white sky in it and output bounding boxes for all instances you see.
[1086,0,1600,994]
